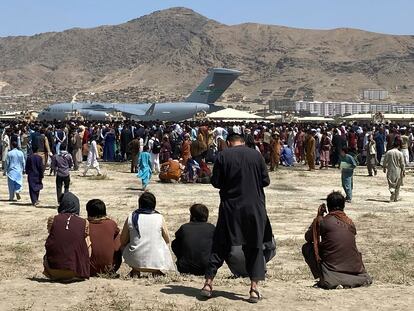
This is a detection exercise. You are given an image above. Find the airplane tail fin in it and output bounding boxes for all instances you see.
[145,103,156,116]
[185,68,241,104]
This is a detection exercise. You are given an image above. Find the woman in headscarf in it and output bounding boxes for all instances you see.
[137,145,152,190]
[120,192,175,277]
[159,134,172,164]
[103,128,116,162]
[43,192,91,281]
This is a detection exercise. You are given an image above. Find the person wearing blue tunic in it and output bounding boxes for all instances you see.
[339,147,357,203]
[103,129,116,162]
[6,141,25,201]
[374,128,386,164]
[281,144,294,166]
[137,145,152,190]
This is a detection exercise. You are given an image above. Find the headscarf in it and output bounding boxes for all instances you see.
[132,192,159,238]
[58,192,80,215]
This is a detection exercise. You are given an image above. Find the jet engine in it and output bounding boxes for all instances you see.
[80,110,112,121]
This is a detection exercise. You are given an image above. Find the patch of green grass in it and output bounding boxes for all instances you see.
[366,244,414,285]
[390,247,411,261]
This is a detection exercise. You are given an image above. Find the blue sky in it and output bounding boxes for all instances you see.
[0,0,412,37]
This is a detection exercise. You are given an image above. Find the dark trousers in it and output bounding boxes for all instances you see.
[29,187,40,205]
[131,152,138,173]
[302,242,321,279]
[56,175,70,202]
[205,243,265,281]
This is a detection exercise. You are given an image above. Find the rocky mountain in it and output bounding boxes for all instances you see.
[1,7,414,104]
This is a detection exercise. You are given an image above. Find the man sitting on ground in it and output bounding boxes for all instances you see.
[172,204,215,276]
[302,191,372,289]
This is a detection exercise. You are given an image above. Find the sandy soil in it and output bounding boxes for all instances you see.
[0,162,413,311]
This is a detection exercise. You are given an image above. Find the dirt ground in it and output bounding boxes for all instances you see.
[0,162,413,311]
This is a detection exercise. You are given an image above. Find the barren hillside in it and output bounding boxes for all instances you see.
[0,7,413,102]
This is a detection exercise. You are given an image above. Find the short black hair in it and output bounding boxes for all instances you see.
[326,191,345,211]
[190,204,209,222]
[139,192,156,210]
[143,145,149,152]
[393,137,402,149]
[86,199,107,218]
[226,132,244,143]
[11,141,18,149]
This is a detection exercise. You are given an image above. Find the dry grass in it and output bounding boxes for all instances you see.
[0,164,414,310]
[86,173,111,180]
[359,213,381,219]
[70,285,132,311]
[4,243,33,265]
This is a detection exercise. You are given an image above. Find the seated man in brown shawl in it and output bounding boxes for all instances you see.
[86,199,122,277]
[302,191,372,289]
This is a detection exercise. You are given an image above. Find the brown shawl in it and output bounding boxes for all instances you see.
[312,210,355,262]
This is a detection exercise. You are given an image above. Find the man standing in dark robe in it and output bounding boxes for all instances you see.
[331,128,347,168]
[302,191,372,289]
[201,133,272,303]
[25,151,44,206]
[120,125,132,161]
[374,128,386,164]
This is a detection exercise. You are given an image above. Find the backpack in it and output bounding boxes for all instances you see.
[152,139,161,154]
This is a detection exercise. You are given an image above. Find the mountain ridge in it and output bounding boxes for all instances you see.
[0,7,413,104]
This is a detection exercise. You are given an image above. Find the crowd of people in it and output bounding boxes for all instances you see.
[0,120,410,203]
[0,118,410,302]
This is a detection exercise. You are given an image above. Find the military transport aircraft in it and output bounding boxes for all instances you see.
[38,68,241,122]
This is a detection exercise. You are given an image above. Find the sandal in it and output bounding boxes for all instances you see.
[200,283,213,298]
[248,288,262,303]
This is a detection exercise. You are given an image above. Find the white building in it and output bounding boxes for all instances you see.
[295,101,414,117]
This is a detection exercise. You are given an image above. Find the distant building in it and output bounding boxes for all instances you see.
[362,89,388,101]
[294,101,414,117]
[268,99,296,112]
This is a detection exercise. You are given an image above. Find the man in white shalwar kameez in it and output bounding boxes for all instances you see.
[2,130,10,174]
[383,142,405,202]
[83,137,101,176]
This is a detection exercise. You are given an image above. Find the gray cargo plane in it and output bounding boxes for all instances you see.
[38,68,241,122]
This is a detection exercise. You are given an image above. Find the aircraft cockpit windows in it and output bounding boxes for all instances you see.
[44,108,50,111]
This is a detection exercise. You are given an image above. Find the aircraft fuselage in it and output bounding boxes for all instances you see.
[38,102,210,122]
